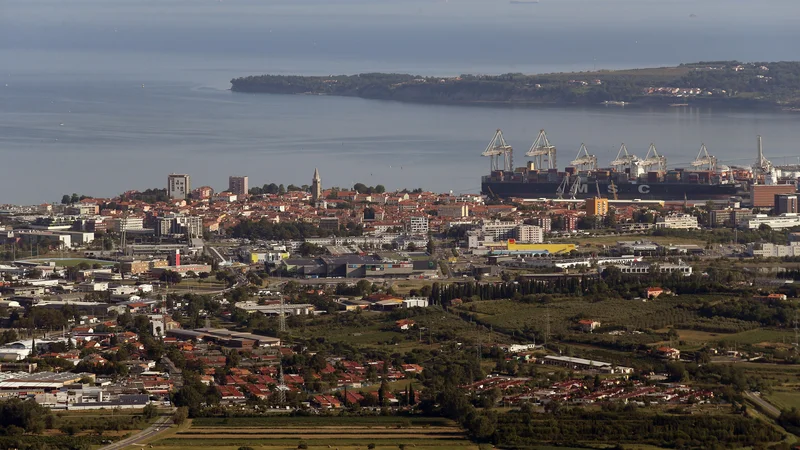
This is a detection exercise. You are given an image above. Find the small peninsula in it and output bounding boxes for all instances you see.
[230,61,800,110]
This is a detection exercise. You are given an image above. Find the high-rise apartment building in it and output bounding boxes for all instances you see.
[586,197,609,216]
[408,216,429,235]
[775,194,798,215]
[167,174,191,200]
[229,176,249,198]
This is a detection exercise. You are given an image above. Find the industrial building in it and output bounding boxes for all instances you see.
[278,254,414,279]
[541,356,633,374]
[235,302,316,316]
[747,242,800,258]
[0,371,91,392]
[166,328,280,347]
[751,184,796,208]
[610,261,693,276]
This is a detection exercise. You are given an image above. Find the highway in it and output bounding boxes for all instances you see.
[100,415,172,450]
[744,391,781,419]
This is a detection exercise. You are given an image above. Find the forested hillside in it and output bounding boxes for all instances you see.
[231,61,800,109]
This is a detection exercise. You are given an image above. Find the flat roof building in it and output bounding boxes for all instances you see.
[168,174,191,200]
[228,176,249,198]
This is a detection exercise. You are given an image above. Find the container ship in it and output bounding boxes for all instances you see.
[480,130,796,201]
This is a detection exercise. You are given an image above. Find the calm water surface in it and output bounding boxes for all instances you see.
[1,0,800,203]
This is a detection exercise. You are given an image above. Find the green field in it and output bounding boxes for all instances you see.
[192,416,455,428]
[172,278,227,292]
[457,296,709,335]
[290,310,507,350]
[149,416,476,450]
[765,390,800,411]
[675,328,796,347]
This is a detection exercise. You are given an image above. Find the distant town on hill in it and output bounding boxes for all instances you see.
[231,61,800,110]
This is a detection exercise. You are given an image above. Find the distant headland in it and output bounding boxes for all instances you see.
[230,61,800,111]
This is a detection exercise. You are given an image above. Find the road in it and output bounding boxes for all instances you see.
[744,391,781,419]
[100,415,172,450]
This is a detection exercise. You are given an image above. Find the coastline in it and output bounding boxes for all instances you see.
[229,62,800,113]
[229,88,793,113]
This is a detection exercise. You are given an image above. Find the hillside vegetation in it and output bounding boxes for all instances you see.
[231,61,800,109]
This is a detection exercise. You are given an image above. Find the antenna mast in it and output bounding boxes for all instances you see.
[277,364,287,404]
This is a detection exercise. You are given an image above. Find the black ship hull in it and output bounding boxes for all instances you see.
[482,180,740,200]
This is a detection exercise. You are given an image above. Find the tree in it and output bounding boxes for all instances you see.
[173,406,189,425]
[0,398,51,434]
[407,242,417,251]
[356,280,373,297]
[298,242,326,257]
[160,270,182,284]
[427,239,435,254]
[71,193,80,204]
[61,195,71,205]
[142,403,158,419]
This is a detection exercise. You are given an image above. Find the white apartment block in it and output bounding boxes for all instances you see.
[407,216,429,235]
[655,214,699,229]
[481,220,521,240]
[516,225,544,243]
[741,213,800,230]
[611,261,693,276]
[167,174,191,200]
[114,217,144,232]
[747,242,800,258]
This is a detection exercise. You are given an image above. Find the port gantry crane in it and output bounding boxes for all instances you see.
[482,129,514,172]
[754,135,773,174]
[555,175,570,199]
[568,176,582,199]
[610,143,640,175]
[526,129,557,170]
[639,143,667,173]
[691,143,718,172]
[570,143,598,171]
[555,174,583,200]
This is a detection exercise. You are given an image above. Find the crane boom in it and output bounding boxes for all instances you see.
[691,143,718,172]
[555,175,570,199]
[481,129,514,172]
[526,129,557,170]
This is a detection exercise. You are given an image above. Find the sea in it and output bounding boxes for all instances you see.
[2,0,800,204]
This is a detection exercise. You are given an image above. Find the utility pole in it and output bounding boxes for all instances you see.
[278,296,286,333]
[545,308,551,349]
[277,364,287,404]
[477,324,482,361]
